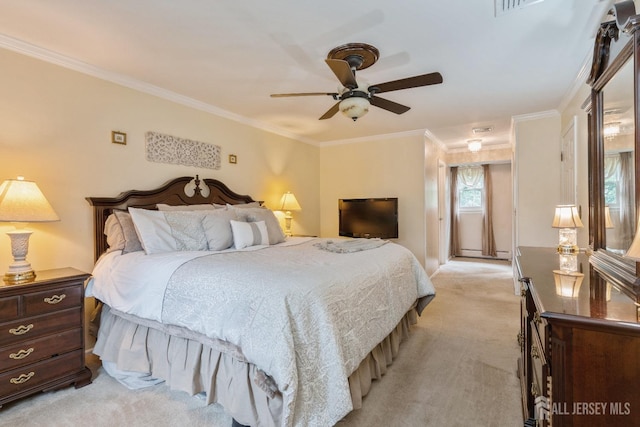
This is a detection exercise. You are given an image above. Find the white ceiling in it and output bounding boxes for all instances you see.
[0,0,615,149]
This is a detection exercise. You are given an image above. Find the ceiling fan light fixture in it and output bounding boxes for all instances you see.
[340,96,370,121]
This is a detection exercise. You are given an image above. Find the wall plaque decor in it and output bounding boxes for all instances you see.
[145,131,221,170]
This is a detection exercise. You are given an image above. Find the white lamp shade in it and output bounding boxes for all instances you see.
[553,270,584,298]
[340,97,369,120]
[625,215,640,260]
[604,205,614,228]
[552,205,583,229]
[0,178,59,223]
[279,192,301,212]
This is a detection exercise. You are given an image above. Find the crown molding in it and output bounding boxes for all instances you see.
[557,49,592,113]
[446,142,512,154]
[511,109,560,123]
[319,128,427,147]
[0,33,319,146]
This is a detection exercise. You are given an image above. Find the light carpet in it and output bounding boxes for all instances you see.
[1,257,522,426]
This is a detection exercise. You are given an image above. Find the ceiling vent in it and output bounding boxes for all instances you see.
[472,126,494,135]
[495,0,545,17]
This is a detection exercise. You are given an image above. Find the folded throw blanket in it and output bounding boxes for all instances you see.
[314,238,388,253]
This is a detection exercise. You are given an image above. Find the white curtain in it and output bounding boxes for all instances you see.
[458,166,483,189]
[450,165,497,258]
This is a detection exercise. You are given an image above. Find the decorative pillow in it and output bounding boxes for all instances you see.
[104,213,125,252]
[201,209,238,251]
[228,202,262,209]
[156,203,220,211]
[128,208,207,254]
[230,220,269,249]
[113,210,144,254]
[230,206,286,245]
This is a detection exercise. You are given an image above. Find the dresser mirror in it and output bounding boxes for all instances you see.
[588,2,640,298]
[603,55,635,254]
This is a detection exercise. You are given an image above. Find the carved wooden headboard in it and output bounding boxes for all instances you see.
[86,175,258,261]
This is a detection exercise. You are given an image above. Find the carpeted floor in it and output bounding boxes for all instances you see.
[1,257,522,426]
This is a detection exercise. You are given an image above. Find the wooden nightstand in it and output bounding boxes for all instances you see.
[0,268,92,408]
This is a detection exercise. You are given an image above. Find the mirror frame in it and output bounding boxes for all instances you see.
[588,2,640,300]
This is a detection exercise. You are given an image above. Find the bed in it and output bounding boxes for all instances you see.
[85,176,435,427]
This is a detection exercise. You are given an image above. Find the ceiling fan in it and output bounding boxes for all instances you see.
[270,43,443,121]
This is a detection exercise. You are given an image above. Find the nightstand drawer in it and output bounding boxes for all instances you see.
[0,328,82,372]
[0,349,83,398]
[0,308,82,347]
[24,285,82,316]
[0,296,19,322]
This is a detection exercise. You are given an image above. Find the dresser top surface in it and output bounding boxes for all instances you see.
[0,267,90,294]
[517,246,640,327]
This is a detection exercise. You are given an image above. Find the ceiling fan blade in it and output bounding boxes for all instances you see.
[370,96,411,114]
[271,92,337,97]
[319,102,341,120]
[325,59,357,88]
[371,72,443,94]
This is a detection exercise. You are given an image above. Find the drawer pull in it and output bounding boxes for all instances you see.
[10,371,35,385]
[9,324,34,335]
[9,347,34,360]
[44,294,66,304]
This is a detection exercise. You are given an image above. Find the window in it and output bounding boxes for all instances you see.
[457,166,483,209]
[604,154,620,206]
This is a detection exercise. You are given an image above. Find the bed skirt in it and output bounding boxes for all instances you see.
[93,303,420,426]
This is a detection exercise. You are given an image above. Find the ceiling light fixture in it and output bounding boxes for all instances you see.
[467,139,482,153]
[604,122,621,139]
[339,94,370,121]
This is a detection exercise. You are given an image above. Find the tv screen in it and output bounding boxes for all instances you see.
[339,198,398,239]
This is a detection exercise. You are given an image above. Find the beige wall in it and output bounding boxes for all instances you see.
[0,48,320,275]
[514,112,562,248]
[319,133,435,272]
[560,83,591,248]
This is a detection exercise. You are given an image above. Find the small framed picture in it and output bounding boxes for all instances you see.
[229,154,237,164]
[112,131,127,145]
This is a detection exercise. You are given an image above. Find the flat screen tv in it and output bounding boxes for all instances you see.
[339,198,398,239]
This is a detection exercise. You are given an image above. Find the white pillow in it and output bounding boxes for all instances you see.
[230,206,286,245]
[230,220,269,249]
[129,208,207,254]
[227,202,262,209]
[202,209,238,251]
[104,213,125,252]
[156,203,220,211]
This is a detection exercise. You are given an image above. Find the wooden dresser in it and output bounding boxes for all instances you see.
[0,268,92,408]
[516,247,640,427]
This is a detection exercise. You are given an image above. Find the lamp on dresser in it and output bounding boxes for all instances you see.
[624,217,640,260]
[0,176,59,284]
[552,205,583,254]
[279,191,301,236]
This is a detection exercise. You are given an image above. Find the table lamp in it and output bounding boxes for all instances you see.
[553,269,585,298]
[279,191,301,236]
[0,177,59,284]
[552,205,583,254]
[625,216,640,261]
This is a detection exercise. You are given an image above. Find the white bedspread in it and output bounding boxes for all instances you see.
[88,237,435,426]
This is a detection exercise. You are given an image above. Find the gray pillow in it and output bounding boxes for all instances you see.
[202,209,239,251]
[163,211,208,251]
[113,210,144,253]
[231,207,285,245]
